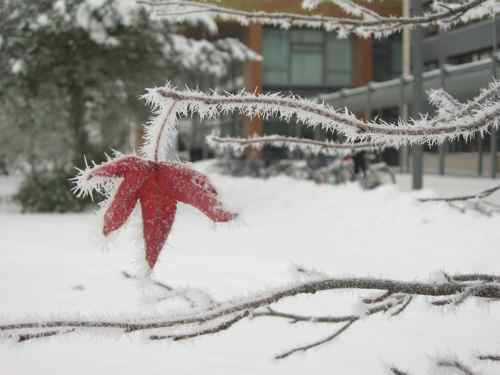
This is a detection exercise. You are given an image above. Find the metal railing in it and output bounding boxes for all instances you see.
[319,56,500,115]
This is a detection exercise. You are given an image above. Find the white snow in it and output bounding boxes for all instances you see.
[1,164,500,374]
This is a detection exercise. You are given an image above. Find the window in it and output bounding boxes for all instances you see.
[262,29,289,85]
[262,28,352,88]
[448,49,493,65]
[373,34,402,81]
[326,37,352,86]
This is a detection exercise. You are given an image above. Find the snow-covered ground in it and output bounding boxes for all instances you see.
[1,163,500,374]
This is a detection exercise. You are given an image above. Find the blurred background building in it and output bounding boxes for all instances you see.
[196,0,500,178]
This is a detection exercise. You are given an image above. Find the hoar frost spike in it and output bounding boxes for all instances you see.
[74,155,236,269]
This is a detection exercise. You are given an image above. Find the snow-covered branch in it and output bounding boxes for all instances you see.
[162,35,261,79]
[139,0,496,37]
[142,81,500,152]
[302,0,382,21]
[207,133,381,155]
[1,273,499,358]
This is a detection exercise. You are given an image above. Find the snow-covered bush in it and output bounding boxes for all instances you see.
[15,169,88,213]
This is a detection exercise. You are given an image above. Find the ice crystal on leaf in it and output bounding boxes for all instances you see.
[73,154,236,269]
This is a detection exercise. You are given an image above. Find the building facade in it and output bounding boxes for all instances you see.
[189,1,499,177]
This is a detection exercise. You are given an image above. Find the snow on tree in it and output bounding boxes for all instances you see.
[0,0,259,212]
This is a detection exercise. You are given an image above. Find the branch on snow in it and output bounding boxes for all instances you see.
[138,0,494,38]
[389,357,482,375]
[478,354,500,361]
[1,273,499,359]
[435,358,478,375]
[419,184,500,203]
[419,184,500,216]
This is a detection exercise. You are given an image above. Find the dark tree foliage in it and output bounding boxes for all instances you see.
[0,0,249,211]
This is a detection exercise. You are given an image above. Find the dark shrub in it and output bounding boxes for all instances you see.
[14,169,90,213]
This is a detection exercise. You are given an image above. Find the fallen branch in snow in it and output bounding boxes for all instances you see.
[139,0,493,38]
[419,184,500,216]
[1,273,499,359]
[418,184,500,203]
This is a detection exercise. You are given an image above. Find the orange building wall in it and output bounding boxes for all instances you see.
[244,23,263,138]
[223,0,402,138]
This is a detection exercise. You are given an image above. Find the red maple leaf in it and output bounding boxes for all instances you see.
[82,155,237,269]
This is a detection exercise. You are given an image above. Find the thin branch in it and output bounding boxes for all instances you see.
[452,274,500,283]
[390,296,413,317]
[122,271,218,309]
[150,311,249,341]
[11,329,76,343]
[431,282,500,306]
[363,290,393,304]
[254,294,408,325]
[419,184,500,202]
[389,367,412,375]
[275,320,355,359]
[207,134,381,155]
[478,354,500,361]
[436,359,478,375]
[122,270,173,291]
[138,0,492,37]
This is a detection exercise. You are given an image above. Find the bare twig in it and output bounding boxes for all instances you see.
[390,296,413,317]
[11,329,76,343]
[431,282,500,306]
[419,184,500,203]
[255,294,408,325]
[122,271,218,309]
[389,367,412,375]
[478,354,500,361]
[363,290,393,304]
[419,184,500,216]
[275,320,355,359]
[150,311,249,341]
[436,359,477,375]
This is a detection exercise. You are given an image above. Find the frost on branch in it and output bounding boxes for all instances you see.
[145,80,500,152]
[139,0,497,38]
[207,133,382,156]
[1,272,499,359]
[302,0,382,21]
[162,36,261,79]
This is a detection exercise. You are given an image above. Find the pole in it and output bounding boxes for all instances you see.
[491,14,497,178]
[400,0,411,173]
[438,30,447,176]
[411,0,424,190]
